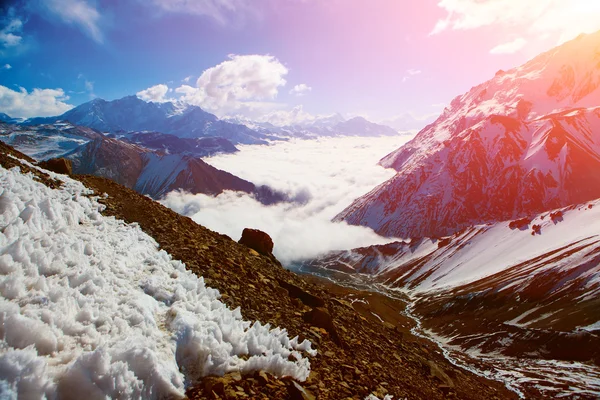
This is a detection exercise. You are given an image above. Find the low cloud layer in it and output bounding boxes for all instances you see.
[161,136,413,265]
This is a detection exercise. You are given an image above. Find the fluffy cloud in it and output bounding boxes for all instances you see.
[175,54,288,116]
[490,38,527,54]
[289,84,312,96]
[0,85,74,118]
[136,83,172,103]
[432,0,600,45]
[0,18,23,48]
[41,0,103,43]
[2,64,11,70]
[161,136,413,264]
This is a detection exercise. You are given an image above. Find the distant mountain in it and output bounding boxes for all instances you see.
[24,96,270,145]
[0,113,22,124]
[235,115,399,139]
[336,31,600,239]
[0,121,279,202]
[66,136,261,199]
[114,131,238,157]
[0,122,238,160]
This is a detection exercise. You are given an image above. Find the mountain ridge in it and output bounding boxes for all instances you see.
[336,30,600,239]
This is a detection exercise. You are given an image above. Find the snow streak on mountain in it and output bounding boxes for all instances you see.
[336,31,600,239]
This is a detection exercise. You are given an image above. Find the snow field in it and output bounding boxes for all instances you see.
[0,163,315,399]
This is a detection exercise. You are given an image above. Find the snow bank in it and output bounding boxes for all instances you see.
[0,163,315,399]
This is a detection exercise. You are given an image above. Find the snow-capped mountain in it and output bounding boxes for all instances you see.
[236,115,399,139]
[303,200,600,396]
[24,96,269,145]
[0,121,102,160]
[336,31,600,239]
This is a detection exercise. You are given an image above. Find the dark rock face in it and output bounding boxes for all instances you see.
[39,158,73,175]
[238,228,274,255]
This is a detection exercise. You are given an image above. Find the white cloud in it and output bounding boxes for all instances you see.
[2,64,11,70]
[136,83,172,103]
[42,0,103,43]
[289,83,312,96]
[161,136,414,264]
[258,105,316,126]
[490,38,527,54]
[182,75,193,83]
[432,0,600,45]
[0,85,74,118]
[0,18,23,48]
[175,54,288,116]
[402,68,422,83]
[149,0,253,25]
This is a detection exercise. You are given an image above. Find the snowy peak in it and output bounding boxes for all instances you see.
[337,31,600,239]
[23,96,268,145]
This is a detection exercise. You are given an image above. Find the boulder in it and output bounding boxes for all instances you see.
[238,228,274,255]
[39,158,73,175]
[303,307,343,346]
[278,280,325,308]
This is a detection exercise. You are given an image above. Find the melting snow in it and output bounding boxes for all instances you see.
[0,163,315,399]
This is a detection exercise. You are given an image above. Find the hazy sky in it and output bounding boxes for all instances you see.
[2,0,600,120]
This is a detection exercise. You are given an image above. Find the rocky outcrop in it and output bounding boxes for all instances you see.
[38,158,73,175]
[238,228,274,255]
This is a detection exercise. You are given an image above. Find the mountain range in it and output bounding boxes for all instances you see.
[24,96,271,145]
[335,31,600,239]
[0,121,282,202]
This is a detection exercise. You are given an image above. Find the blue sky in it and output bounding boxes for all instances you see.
[1,0,600,123]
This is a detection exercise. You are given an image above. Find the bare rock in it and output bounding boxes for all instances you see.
[303,307,343,346]
[278,280,325,308]
[288,381,316,400]
[238,228,274,255]
[39,158,73,175]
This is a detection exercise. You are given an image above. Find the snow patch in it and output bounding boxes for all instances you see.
[0,163,314,399]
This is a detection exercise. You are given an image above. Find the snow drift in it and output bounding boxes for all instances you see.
[0,161,314,399]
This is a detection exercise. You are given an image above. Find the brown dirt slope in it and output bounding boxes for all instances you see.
[0,143,516,400]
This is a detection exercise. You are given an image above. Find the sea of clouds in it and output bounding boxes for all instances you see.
[161,135,414,264]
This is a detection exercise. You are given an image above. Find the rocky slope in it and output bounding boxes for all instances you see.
[24,96,269,145]
[0,141,516,400]
[336,31,600,238]
[303,201,600,398]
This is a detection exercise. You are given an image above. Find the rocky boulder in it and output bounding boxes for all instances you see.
[39,158,73,175]
[238,228,274,255]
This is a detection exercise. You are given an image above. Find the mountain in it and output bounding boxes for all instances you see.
[114,131,238,157]
[336,31,600,239]
[0,112,22,124]
[24,96,269,145]
[303,200,600,397]
[0,121,277,201]
[0,121,103,160]
[66,136,284,200]
[237,115,399,139]
[0,140,516,400]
